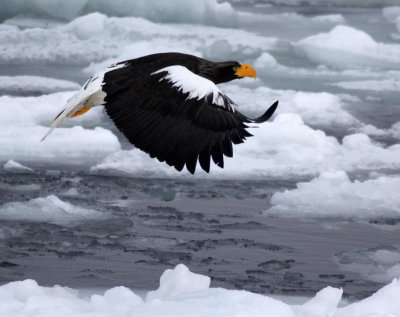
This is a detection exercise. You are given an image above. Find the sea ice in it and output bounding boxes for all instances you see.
[93,115,400,179]
[0,92,120,165]
[146,264,210,301]
[295,25,400,69]
[331,79,400,91]
[256,0,400,6]
[222,84,359,127]
[0,12,277,66]
[0,0,237,27]
[0,264,399,317]
[0,75,80,95]
[3,160,33,173]
[267,171,400,218]
[0,195,105,225]
[382,6,400,22]
[336,247,400,284]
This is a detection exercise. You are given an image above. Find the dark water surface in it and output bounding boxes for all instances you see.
[1,170,398,300]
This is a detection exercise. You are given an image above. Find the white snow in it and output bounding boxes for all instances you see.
[153,66,227,107]
[267,171,400,218]
[295,25,400,69]
[3,160,33,173]
[255,0,400,6]
[146,264,211,301]
[331,79,400,91]
[0,264,400,317]
[0,195,106,225]
[0,75,80,95]
[0,126,120,165]
[0,0,237,27]
[93,114,400,178]
[382,7,400,22]
[223,84,359,127]
[0,92,120,165]
[0,13,277,66]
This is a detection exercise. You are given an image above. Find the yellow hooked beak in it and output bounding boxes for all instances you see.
[234,64,257,79]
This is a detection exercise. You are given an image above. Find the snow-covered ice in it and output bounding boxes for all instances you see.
[0,195,105,225]
[295,25,400,69]
[0,76,80,95]
[0,92,120,165]
[331,79,400,91]
[93,115,400,178]
[267,171,400,218]
[0,0,237,27]
[1,264,400,317]
[336,247,400,284]
[3,160,33,173]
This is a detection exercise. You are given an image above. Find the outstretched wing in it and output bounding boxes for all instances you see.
[102,63,278,174]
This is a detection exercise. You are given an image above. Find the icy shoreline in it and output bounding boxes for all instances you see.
[1,264,399,317]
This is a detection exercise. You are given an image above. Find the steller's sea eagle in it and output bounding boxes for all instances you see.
[42,52,278,174]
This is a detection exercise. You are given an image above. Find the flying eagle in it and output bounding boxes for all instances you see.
[42,53,278,174]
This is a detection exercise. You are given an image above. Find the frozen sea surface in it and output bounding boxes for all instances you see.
[0,0,400,313]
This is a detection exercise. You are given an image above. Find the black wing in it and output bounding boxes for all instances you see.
[102,64,278,174]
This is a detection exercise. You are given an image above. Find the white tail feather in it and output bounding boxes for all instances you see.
[41,77,106,142]
[41,63,126,142]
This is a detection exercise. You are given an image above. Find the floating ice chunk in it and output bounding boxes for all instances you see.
[0,126,120,166]
[146,264,211,301]
[1,265,400,317]
[336,247,400,284]
[94,114,400,179]
[293,286,342,317]
[90,286,143,315]
[0,12,276,66]
[0,92,120,166]
[331,79,400,91]
[0,92,107,129]
[0,75,80,95]
[3,160,33,173]
[61,188,80,197]
[222,84,359,127]
[311,14,344,24]
[253,0,400,6]
[0,0,237,27]
[334,279,400,317]
[382,6,400,22]
[295,25,400,69]
[268,171,400,218]
[0,195,105,225]
[87,0,238,27]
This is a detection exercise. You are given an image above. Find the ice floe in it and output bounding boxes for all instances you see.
[0,92,120,165]
[254,0,400,6]
[295,25,400,69]
[382,6,400,22]
[93,114,400,179]
[336,246,400,284]
[267,171,400,218]
[0,12,277,66]
[223,84,359,128]
[331,79,400,91]
[0,75,80,95]
[3,160,33,173]
[0,195,105,225]
[0,0,237,27]
[0,264,400,317]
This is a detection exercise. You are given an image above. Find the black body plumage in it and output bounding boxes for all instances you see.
[102,52,278,174]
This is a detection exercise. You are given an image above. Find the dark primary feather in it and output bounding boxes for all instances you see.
[102,53,278,174]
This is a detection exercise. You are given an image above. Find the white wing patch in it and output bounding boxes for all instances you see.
[41,63,126,141]
[153,65,232,110]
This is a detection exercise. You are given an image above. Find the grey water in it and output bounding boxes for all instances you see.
[0,4,400,301]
